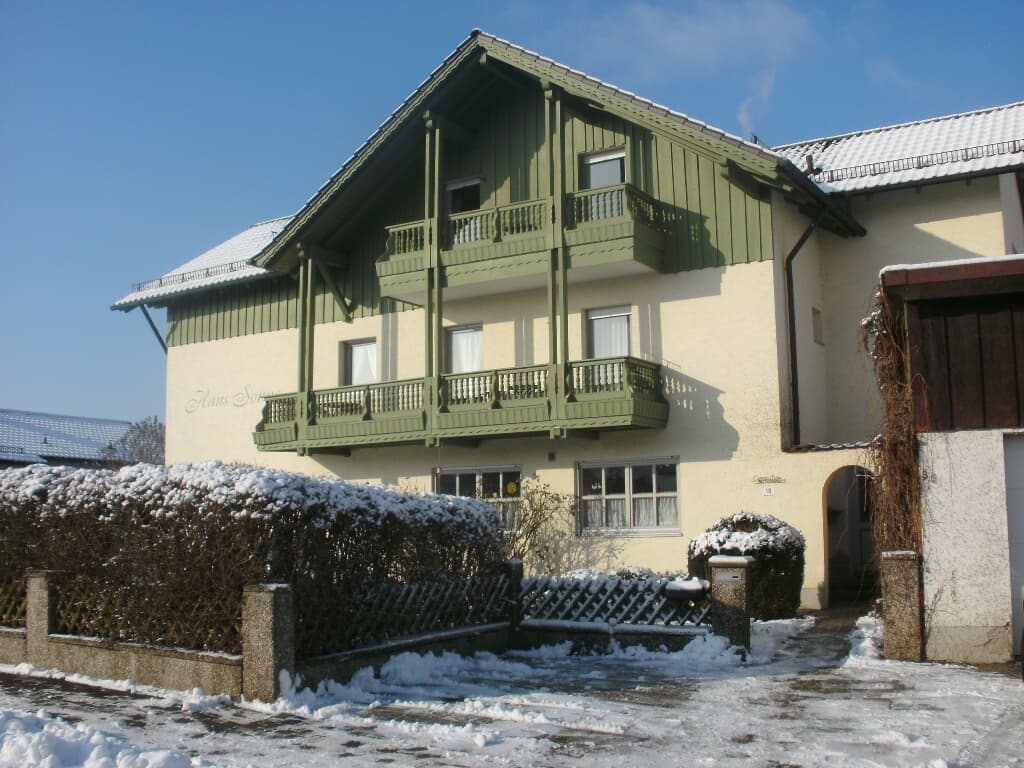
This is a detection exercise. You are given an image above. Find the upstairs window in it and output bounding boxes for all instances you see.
[446,178,483,245]
[446,325,483,374]
[586,306,630,358]
[343,339,377,386]
[581,149,625,190]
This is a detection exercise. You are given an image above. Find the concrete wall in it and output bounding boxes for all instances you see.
[919,430,1015,663]
[1000,172,1024,254]
[818,177,1005,445]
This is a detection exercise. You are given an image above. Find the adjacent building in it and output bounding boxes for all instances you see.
[0,408,131,469]
[113,31,1024,616]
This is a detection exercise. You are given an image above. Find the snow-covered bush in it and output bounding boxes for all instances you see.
[0,462,507,652]
[687,512,805,619]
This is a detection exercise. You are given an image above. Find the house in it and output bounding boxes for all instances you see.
[878,257,1024,662]
[112,30,1024,613]
[0,408,132,469]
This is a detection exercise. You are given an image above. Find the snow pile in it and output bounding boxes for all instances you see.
[0,709,192,768]
[845,613,883,663]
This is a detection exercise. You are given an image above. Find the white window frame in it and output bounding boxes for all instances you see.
[341,338,378,386]
[445,324,484,374]
[580,148,626,190]
[435,465,523,529]
[577,458,679,534]
[586,305,631,359]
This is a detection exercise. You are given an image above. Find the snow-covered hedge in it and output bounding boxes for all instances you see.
[687,512,806,619]
[0,462,507,651]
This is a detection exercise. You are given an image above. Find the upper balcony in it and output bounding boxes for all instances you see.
[253,356,668,453]
[375,184,669,302]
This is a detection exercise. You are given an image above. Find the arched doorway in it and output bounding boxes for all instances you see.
[825,465,877,604]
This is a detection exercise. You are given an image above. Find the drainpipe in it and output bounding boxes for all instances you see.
[783,218,820,448]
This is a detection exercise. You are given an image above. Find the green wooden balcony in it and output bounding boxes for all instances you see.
[375,185,668,301]
[253,357,668,452]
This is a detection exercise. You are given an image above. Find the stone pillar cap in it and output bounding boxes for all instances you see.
[708,555,754,567]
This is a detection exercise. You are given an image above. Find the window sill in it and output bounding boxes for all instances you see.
[579,527,681,539]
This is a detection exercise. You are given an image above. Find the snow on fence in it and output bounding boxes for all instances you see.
[520,574,711,632]
[295,569,515,659]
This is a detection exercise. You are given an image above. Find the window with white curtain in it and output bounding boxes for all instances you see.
[579,460,678,531]
[343,339,377,385]
[446,325,483,373]
[586,306,630,358]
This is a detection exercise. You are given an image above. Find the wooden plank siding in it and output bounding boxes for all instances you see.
[908,295,1024,432]
[168,91,772,347]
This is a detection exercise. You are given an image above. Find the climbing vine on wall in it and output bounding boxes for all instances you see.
[861,288,922,553]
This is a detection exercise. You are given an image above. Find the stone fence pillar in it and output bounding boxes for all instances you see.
[242,584,295,701]
[25,570,55,668]
[709,555,754,652]
[880,551,923,661]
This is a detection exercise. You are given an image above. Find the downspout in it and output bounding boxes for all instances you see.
[138,305,168,355]
[783,218,820,448]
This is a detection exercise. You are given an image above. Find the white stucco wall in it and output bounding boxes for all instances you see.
[919,430,1015,663]
[165,260,863,608]
[817,177,1005,445]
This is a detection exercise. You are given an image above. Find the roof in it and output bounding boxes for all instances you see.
[774,101,1024,193]
[255,29,861,269]
[112,216,293,310]
[0,409,132,465]
[881,254,1024,302]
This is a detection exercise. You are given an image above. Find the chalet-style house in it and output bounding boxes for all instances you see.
[113,31,1024,634]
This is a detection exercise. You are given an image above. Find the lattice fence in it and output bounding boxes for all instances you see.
[520,575,711,628]
[53,576,242,653]
[295,571,512,659]
[0,579,26,628]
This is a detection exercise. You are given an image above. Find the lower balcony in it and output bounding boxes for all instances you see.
[253,357,669,452]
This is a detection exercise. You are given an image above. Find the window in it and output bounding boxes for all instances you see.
[586,306,630,358]
[581,149,625,190]
[812,307,824,346]
[343,339,377,385]
[579,461,678,531]
[446,178,483,245]
[446,325,483,374]
[437,467,522,529]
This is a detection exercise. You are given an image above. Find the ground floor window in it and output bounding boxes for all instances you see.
[578,460,678,531]
[436,466,522,529]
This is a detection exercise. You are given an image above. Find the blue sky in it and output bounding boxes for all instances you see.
[1,0,1019,421]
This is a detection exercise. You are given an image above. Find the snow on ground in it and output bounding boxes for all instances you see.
[1,614,1022,767]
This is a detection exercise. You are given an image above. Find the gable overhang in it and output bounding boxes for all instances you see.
[255,29,864,273]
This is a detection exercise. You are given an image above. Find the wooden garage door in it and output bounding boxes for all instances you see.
[1004,436,1024,657]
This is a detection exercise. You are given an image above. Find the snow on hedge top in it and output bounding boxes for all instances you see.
[0,461,503,539]
[688,512,806,560]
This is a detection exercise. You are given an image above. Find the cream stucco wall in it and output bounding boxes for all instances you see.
[817,176,1006,445]
[166,260,866,609]
[919,430,1016,663]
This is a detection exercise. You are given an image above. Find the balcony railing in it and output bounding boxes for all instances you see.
[442,365,548,407]
[567,183,666,230]
[445,199,547,248]
[254,357,668,451]
[384,220,426,257]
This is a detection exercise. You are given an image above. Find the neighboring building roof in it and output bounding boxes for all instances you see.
[881,254,1024,302]
[111,216,293,310]
[774,101,1024,193]
[0,408,132,465]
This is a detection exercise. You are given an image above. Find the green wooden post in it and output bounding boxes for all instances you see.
[543,86,560,425]
[552,91,571,411]
[432,118,444,394]
[422,116,436,436]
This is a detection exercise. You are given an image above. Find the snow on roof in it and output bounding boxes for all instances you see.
[112,215,293,310]
[0,408,132,464]
[879,253,1024,277]
[774,101,1024,193]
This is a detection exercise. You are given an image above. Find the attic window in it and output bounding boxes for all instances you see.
[581,149,625,190]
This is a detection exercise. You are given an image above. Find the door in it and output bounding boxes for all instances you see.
[1005,437,1024,656]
